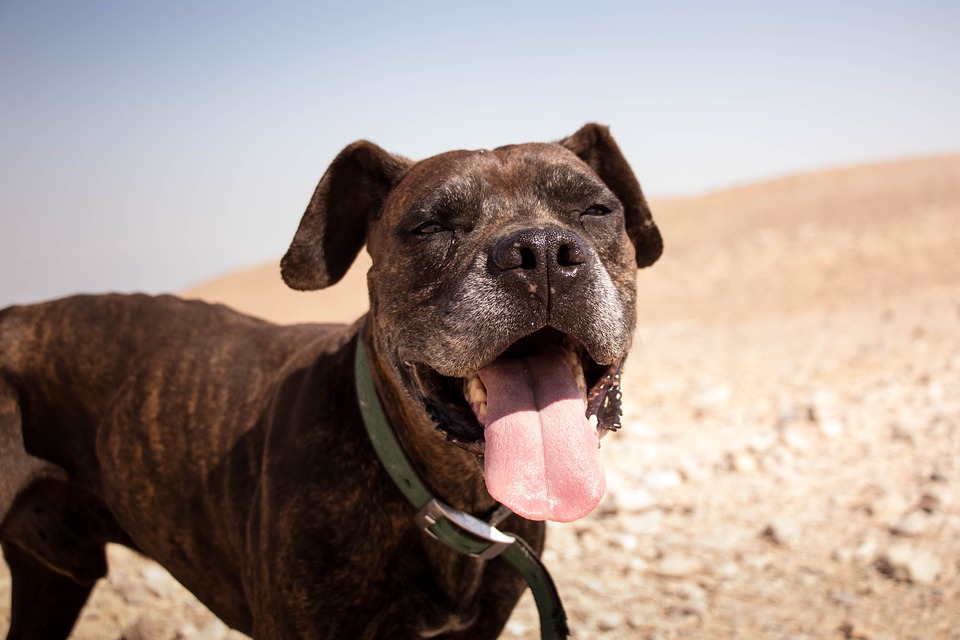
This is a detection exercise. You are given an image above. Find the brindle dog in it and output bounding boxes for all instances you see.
[0,124,661,639]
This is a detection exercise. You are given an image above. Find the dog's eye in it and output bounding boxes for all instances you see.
[583,204,612,216]
[412,222,447,235]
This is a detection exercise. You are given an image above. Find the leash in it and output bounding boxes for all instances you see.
[354,339,569,639]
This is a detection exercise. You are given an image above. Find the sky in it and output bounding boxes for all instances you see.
[1,1,958,307]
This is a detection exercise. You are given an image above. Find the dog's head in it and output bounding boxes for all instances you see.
[282,124,661,522]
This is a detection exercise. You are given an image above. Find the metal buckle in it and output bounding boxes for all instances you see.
[415,499,516,560]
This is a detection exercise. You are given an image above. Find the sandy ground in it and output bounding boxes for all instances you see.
[2,153,959,639]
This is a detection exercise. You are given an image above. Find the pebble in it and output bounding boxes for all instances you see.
[829,590,858,606]
[505,620,529,637]
[877,543,943,585]
[622,509,665,535]
[919,484,950,512]
[609,487,658,514]
[726,450,759,473]
[866,491,909,525]
[817,417,845,438]
[780,424,814,452]
[121,610,179,640]
[890,509,933,537]
[669,580,709,613]
[595,612,624,631]
[762,517,801,546]
[641,469,683,490]
[690,383,732,414]
[140,563,174,597]
[110,574,154,606]
[651,553,704,578]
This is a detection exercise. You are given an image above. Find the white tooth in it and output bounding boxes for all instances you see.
[478,401,487,425]
[464,374,488,403]
[563,347,587,395]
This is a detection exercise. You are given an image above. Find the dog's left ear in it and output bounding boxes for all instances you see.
[560,123,663,268]
[281,141,413,290]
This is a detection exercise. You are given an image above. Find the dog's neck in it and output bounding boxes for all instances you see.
[359,321,496,516]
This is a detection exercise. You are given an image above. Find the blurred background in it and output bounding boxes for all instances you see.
[1,0,958,308]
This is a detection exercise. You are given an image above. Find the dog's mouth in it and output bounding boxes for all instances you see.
[405,327,623,522]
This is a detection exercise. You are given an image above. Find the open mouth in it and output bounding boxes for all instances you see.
[409,328,623,452]
[405,327,624,522]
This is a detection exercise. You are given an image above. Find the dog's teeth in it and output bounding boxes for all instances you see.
[464,374,487,403]
[568,356,586,395]
[464,374,489,427]
[562,346,587,395]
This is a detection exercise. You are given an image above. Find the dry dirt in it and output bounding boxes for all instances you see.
[2,154,959,639]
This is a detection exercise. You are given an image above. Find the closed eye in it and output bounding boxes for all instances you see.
[582,204,612,216]
[412,221,448,235]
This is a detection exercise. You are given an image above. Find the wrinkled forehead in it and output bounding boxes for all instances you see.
[383,143,607,217]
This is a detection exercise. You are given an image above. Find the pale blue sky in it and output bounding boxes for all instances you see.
[2,1,958,307]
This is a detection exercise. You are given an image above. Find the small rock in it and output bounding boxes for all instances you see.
[817,417,845,438]
[866,491,908,525]
[829,590,858,606]
[122,610,178,640]
[762,517,801,546]
[140,563,173,597]
[809,388,842,417]
[676,454,710,483]
[595,612,624,631]
[670,580,709,609]
[726,450,759,473]
[622,508,665,535]
[110,572,154,606]
[919,485,950,513]
[877,543,943,585]
[185,616,230,640]
[890,509,933,537]
[641,469,683,490]
[839,619,879,639]
[652,553,704,578]
[717,561,740,579]
[610,532,639,552]
[690,383,732,414]
[505,620,529,637]
[615,487,658,513]
[854,538,879,561]
[780,425,813,452]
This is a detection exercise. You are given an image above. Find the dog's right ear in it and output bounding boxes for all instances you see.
[281,141,412,291]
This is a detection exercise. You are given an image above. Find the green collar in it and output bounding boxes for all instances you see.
[354,338,569,639]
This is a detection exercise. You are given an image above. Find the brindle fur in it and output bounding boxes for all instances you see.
[0,124,660,639]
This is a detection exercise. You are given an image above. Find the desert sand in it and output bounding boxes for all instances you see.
[2,153,959,639]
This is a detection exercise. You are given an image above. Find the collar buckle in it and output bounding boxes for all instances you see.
[415,498,515,560]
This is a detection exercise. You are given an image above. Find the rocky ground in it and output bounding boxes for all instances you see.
[2,154,958,638]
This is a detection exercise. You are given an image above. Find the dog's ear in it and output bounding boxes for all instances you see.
[281,141,412,290]
[560,123,663,268]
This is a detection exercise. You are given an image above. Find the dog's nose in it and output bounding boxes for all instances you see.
[491,227,588,291]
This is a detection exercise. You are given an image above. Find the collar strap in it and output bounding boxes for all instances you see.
[355,339,569,639]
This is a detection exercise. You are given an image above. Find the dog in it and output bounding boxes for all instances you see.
[0,123,661,639]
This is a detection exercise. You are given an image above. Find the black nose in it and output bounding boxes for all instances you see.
[491,227,589,291]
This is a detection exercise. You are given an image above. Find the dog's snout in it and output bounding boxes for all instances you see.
[491,227,589,289]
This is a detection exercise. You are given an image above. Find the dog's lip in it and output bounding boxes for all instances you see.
[406,329,624,455]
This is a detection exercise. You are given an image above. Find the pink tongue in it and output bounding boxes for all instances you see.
[478,346,605,522]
